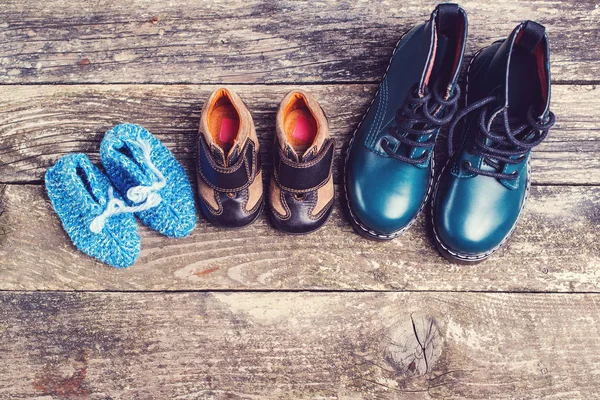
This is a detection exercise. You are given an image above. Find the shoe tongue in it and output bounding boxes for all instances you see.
[227,145,241,165]
[480,109,531,172]
[281,144,321,164]
[484,21,547,113]
[211,143,242,167]
[285,141,324,163]
[480,112,508,172]
[420,3,465,96]
[210,146,226,167]
[282,146,300,163]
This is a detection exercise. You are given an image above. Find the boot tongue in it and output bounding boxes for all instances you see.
[484,21,548,125]
[481,39,514,113]
[479,111,510,172]
[477,22,549,173]
[480,108,535,172]
[423,3,465,97]
[483,21,547,114]
[517,21,550,119]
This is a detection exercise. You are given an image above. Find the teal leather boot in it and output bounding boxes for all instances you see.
[345,4,468,240]
[432,21,555,262]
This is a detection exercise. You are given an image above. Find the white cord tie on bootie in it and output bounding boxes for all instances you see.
[90,187,162,233]
[125,137,167,204]
[90,137,167,234]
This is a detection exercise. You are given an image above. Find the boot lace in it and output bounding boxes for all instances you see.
[381,81,460,165]
[447,96,555,180]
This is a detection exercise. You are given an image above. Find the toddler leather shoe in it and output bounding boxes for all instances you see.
[344,3,468,240]
[196,88,264,228]
[431,21,555,262]
[101,123,197,238]
[45,153,140,268]
[268,89,335,234]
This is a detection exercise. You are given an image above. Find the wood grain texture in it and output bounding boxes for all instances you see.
[1,84,599,185]
[1,1,598,397]
[0,0,598,84]
[1,183,598,292]
[1,291,600,399]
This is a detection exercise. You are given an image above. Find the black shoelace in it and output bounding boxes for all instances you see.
[447,96,555,180]
[381,82,460,165]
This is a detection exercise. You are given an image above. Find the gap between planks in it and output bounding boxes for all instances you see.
[0,80,596,86]
[4,289,600,295]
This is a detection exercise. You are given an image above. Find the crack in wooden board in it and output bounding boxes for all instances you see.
[0,291,599,399]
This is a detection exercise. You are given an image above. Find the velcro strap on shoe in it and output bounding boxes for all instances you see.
[274,139,334,193]
[197,135,258,192]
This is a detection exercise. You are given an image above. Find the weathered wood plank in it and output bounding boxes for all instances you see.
[0,0,598,83]
[1,183,598,292]
[1,291,599,399]
[1,84,598,185]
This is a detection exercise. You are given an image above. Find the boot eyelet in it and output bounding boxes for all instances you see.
[293,193,305,201]
[512,171,519,177]
[462,160,472,169]
[227,192,236,199]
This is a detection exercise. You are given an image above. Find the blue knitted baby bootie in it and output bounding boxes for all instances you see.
[45,153,141,268]
[100,123,197,238]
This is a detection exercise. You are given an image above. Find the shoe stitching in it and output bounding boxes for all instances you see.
[366,78,389,148]
[343,29,437,240]
[274,141,335,194]
[430,44,532,261]
[277,188,293,221]
[245,193,264,215]
[310,197,335,221]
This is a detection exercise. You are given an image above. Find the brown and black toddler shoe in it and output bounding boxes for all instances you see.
[268,90,335,234]
[196,88,264,228]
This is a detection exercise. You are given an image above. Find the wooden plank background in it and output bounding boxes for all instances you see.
[0,0,599,398]
[1,84,599,185]
[0,0,598,83]
[1,184,599,291]
[2,292,600,399]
